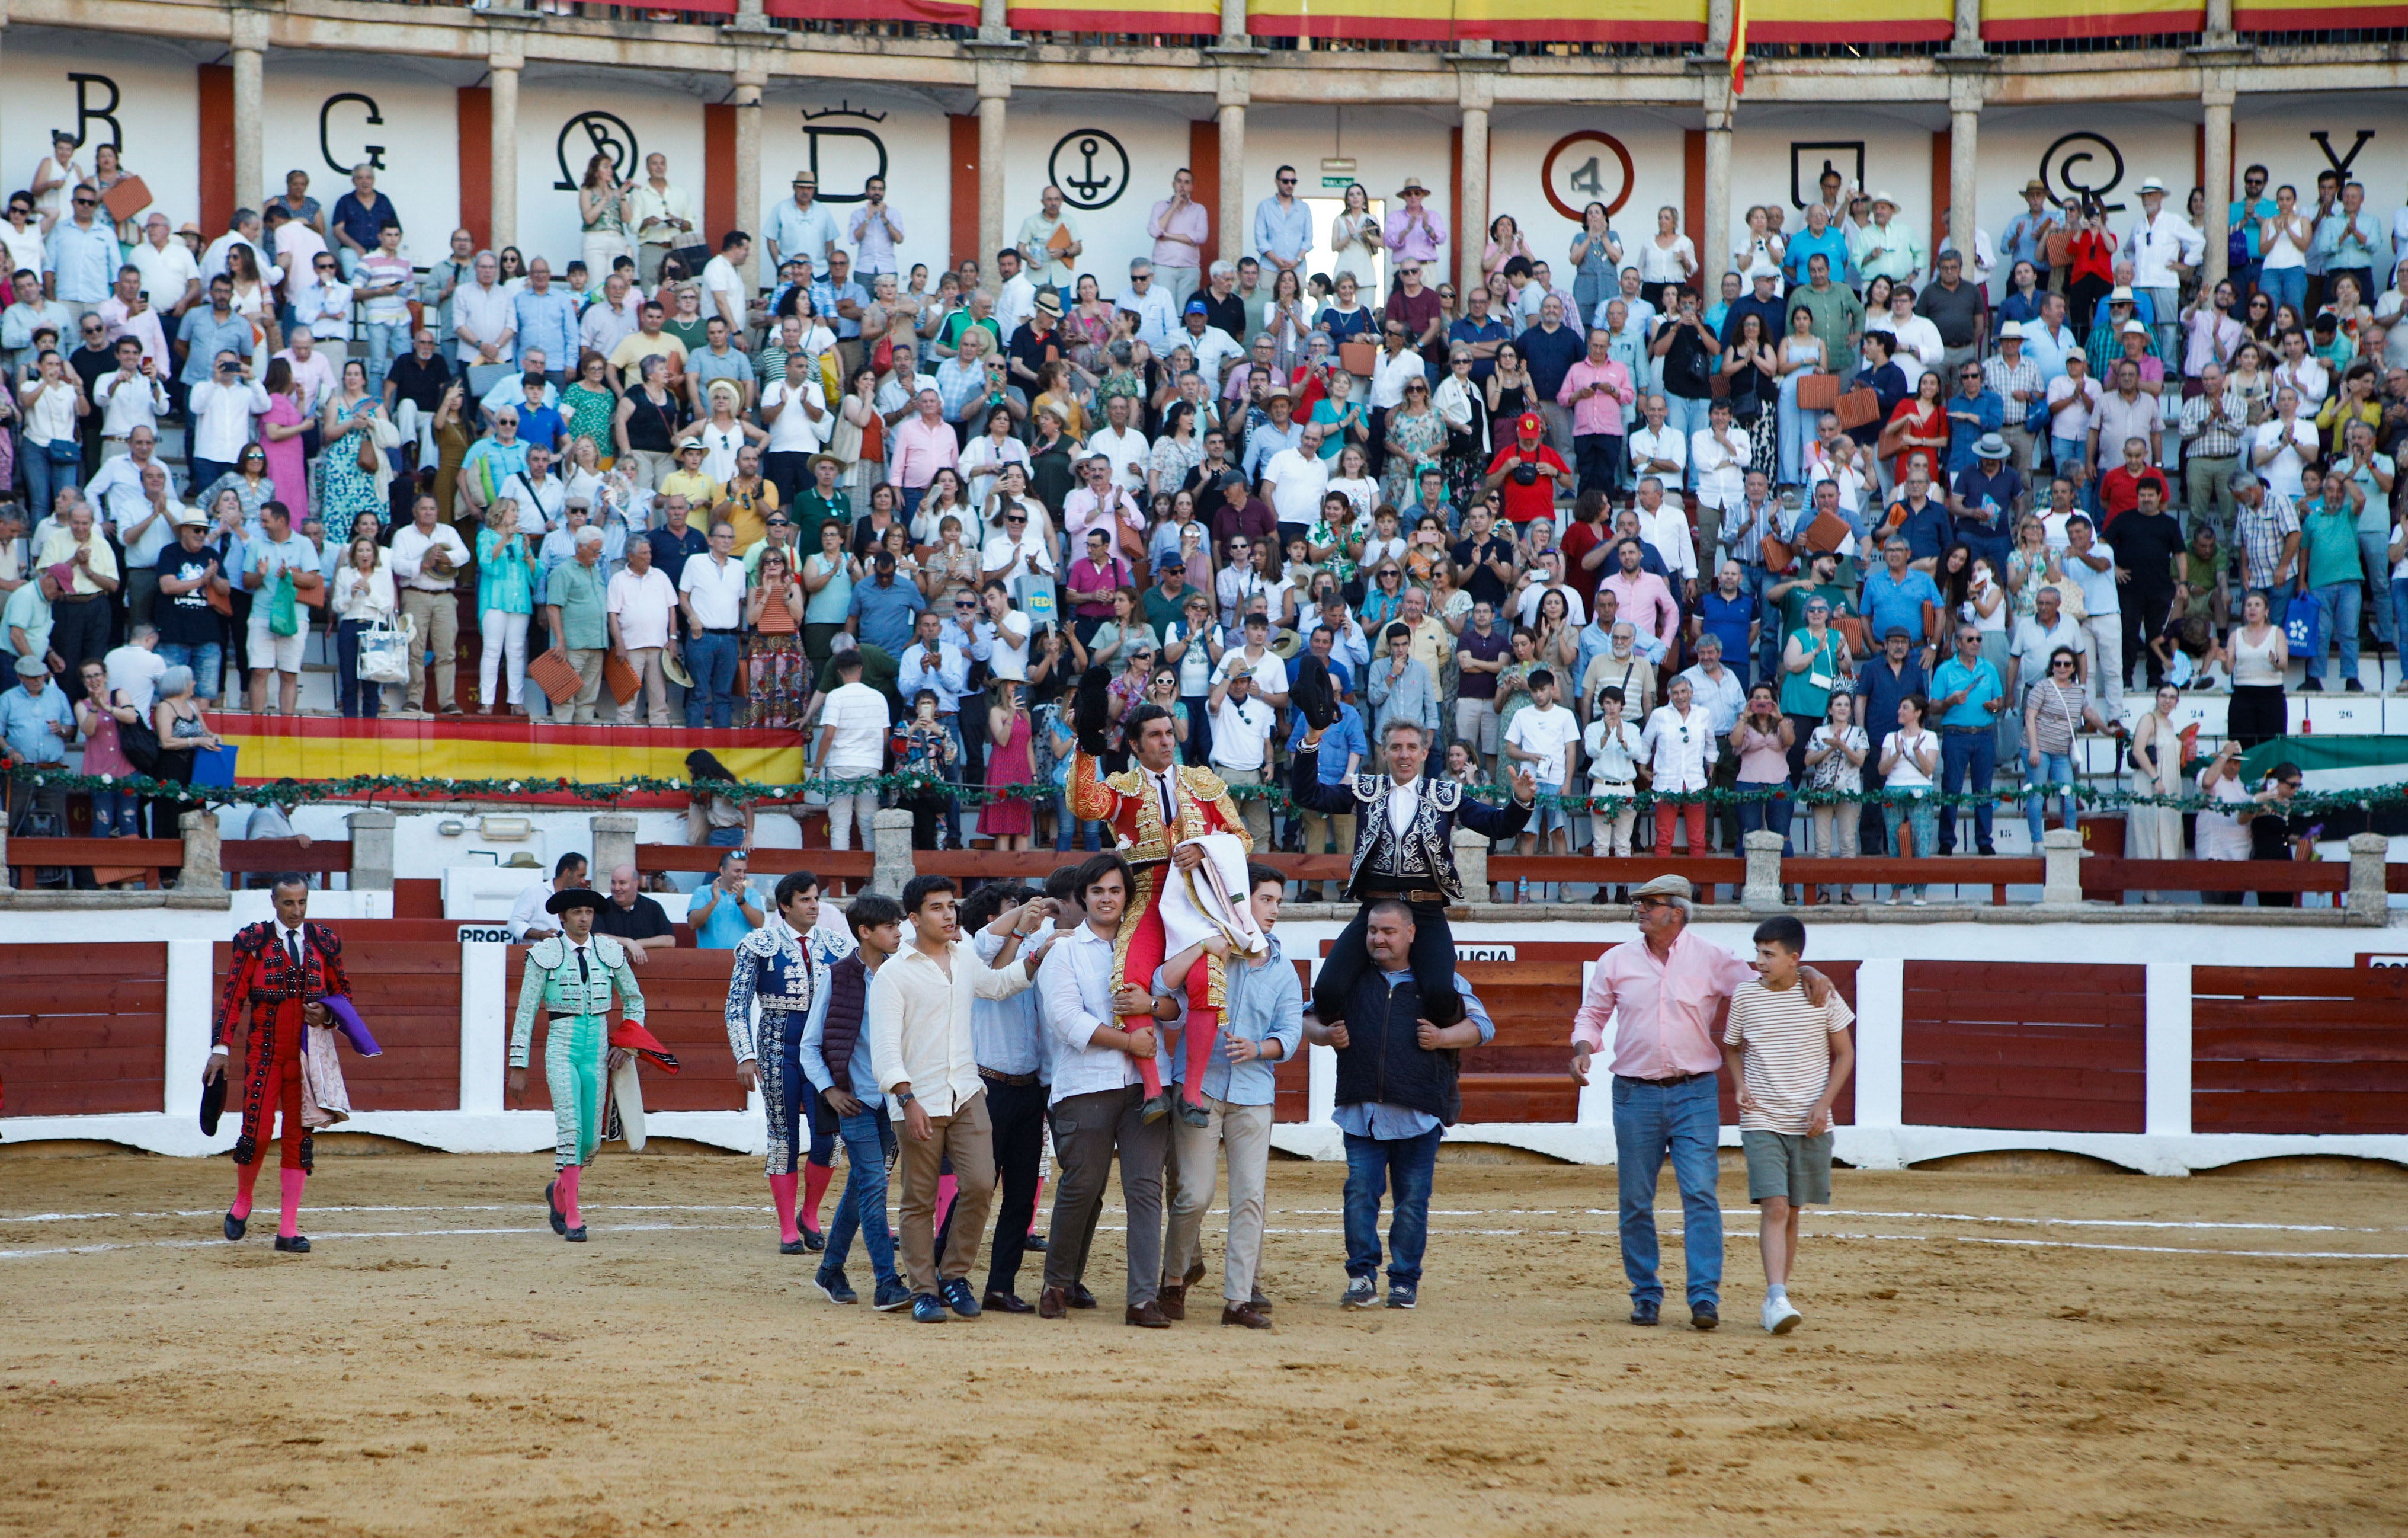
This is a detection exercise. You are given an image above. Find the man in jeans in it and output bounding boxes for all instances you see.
[388,493,468,714]
[802,892,911,1311]
[1155,862,1302,1329]
[815,648,891,848]
[677,519,747,728]
[1304,900,1492,1312]
[1572,875,1830,1329]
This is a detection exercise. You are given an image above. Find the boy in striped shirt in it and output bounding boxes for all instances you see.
[1721,914,1855,1335]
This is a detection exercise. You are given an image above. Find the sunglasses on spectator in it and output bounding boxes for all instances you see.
[73,196,96,206]
[2051,658,2075,669]
[1005,514,1027,524]
[954,599,977,610]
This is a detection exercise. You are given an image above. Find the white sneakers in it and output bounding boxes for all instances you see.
[1762,1295,1803,1335]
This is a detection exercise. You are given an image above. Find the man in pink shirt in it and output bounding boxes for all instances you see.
[1569,874,1829,1329]
[886,388,960,517]
[1381,175,1448,279]
[1557,326,1635,500]
[1599,538,1680,657]
[1147,168,1211,312]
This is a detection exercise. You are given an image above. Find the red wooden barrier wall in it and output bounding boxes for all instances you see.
[2192,967,2408,1135]
[1902,960,2145,1132]
[503,948,748,1115]
[0,944,166,1117]
[214,940,462,1111]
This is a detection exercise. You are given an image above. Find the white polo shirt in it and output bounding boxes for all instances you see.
[605,564,678,650]
[1209,692,1276,772]
[678,551,748,631]
[818,680,893,773]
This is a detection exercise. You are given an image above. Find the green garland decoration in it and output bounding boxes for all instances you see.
[10,764,2408,822]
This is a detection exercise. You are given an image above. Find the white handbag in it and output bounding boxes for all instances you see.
[356,612,416,685]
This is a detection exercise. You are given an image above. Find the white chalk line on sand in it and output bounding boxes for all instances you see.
[1,1218,2402,1264]
[5,1203,2398,1235]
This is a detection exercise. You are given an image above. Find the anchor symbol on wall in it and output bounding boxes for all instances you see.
[1047,129,1129,212]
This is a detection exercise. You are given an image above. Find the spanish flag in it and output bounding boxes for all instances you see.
[1728,0,1747,94]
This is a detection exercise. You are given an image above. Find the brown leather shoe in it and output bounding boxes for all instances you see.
[983,1290,1035,1315]
[1221,1301,1273,1330]
[1125,1300,1172,1328]
[1157,1280,1187,1321]
[1038,1286,1068,1319]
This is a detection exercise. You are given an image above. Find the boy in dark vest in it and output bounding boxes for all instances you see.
[1301,898,1491,1312]
[801,892,910,1310]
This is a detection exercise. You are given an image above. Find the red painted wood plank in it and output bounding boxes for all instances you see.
[2192,1061,2408,1095]
[2194,1025,2408,1058]
[0,1019,171,1050]
[1901,1092,2144,1133]
[2193,1092,2408,1134]
[1903,1062,2146,1099]
[1903,1031,2147,1071]
[0,944,168,980]
[2,1079,163,1116]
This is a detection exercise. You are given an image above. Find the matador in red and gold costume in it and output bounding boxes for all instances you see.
[206,880,354,1254]
[1069,673,1251,1127]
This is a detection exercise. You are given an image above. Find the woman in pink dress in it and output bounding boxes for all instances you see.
[260,356,311,526]
[977,679,1035,850]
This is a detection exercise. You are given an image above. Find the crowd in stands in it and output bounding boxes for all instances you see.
[3,141,2397,899]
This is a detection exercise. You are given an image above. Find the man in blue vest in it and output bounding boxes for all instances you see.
[1302,899,1492,1312]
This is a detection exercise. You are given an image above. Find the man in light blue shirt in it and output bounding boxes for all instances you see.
[2,653,73,766]
[511,260,579,382]
[1305,900,1492,1312]
[1251,167,1314,277]
[811,251,869,344]
[687,849,764,948]
[1929,622,2007,855]
[2020,291,2076,385]
[956,881,1059,1313]
[1153,863,1303,1326]
[768,171,843,273]
[44,191,123,311]
[174,276,253,389]
[1859,537,1944,658]
[846,552,926,654]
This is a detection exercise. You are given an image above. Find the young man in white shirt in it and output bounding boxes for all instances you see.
[1207,665,1277,852]
[816,647,892,849]
[1260,421,1331,536]
[700,232,754,346]
[1502,667,1583,894]
[865,873,1045,1324]
[1035,853,1174,1325]
[677,519,748,728]
[604,535,678,725]
[1084,392,1151,498]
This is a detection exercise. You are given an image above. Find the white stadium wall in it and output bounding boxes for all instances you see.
[1001,93,1195,295]
[757,81,954,277]
[1,31,201,238]
[514,71,709,276]
[261,59,463,266]
[1490,107,1691,282]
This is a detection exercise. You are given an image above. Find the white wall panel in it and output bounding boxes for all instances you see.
[758,81,953,279]
[262,60,461,270]
[514,76,705,276]
[1002,95,1194,299]
[0,33,200,235]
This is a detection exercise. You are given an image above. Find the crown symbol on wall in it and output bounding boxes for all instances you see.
[803,103,887,123]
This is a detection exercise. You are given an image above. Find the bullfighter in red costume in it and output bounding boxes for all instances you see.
[205,876,353,1254]
[1068,670,1251,1127]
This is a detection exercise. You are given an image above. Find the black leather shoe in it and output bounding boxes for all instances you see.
[800,1226,826,1252]
[545,1180,566,1237]
[1068,1282,1099,1310]
[273,1234,310,1254]
[223,1211,246,1242]
[565,1226,588,1243]
[1630,1300,1660,1326]
[983,1290,1035,1315]
[779,1239,808,1255]
[1023,1232,1048,1253]
[1690,1300,1719,1331]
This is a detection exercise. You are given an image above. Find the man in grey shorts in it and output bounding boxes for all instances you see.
[1453,600,1510,773]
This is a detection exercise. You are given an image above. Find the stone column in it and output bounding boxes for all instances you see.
[1457,104,1490,303]
[981,0,1007,33]
[2201,84,2235,292]
[230,7,269,216]
[2345,832,2391,923]
[1952,0,1980,52]
[589,811,639,883]
[2038,826,2086,907]
[976,63,1011,278]
[1216,81,1248,282]
[732,68,766,290]
[2204,0,2235,37]
[177,808,223,894]
[345,807,398,892]
[1741,829,1786,912]
[1220,0,1248,47]
[1949,101,1980,283]
[488,43,522,252]
[1702,104,1734,300]
[870,808,918,899]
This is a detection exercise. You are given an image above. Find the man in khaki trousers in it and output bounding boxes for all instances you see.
[864,874,1048,1324]
[389,492,466,714]
[1154,864,1302,1329]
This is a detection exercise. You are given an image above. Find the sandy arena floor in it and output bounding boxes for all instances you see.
[1,1147,2403,1537]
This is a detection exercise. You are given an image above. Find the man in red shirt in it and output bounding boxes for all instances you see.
[2093,434,2171,530]
[1484,410,1570,527]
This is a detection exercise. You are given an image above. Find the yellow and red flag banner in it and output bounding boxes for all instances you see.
[1008,0,1219,30]
[1452,0,1708,41]
[212,715,804,805]
[766,0,978,23]
[1728,0,1748,92]
[1981,0,2201,39]
[2235,0,2408,27]
[1745,0,1950,41]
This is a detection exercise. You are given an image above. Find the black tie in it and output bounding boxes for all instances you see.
[575,945,591,988]
[1158,772,1174,827]
[286,931,303,977]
